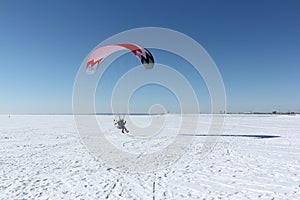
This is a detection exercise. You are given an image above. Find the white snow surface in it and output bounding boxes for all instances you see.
[0,114,300,199]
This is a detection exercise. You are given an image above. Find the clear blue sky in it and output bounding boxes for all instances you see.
[0,0,299,114]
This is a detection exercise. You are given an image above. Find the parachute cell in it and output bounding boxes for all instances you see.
[86,44,154,74]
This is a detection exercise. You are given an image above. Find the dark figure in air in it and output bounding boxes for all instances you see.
[114,118,129,134]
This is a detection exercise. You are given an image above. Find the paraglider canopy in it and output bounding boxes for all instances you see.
[86,43,154,74]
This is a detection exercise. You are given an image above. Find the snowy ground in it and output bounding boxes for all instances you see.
[0,114,299,199]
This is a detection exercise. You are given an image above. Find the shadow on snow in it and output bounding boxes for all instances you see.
[182,134,280,139]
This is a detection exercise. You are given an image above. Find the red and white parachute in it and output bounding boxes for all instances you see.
[86,43,154,74]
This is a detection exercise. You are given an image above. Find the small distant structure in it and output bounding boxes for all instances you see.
[289,111,296,116]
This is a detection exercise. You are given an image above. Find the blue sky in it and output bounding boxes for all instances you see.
[0,0,299,114]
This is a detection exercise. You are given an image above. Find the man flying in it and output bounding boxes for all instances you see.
[114,117,129,134]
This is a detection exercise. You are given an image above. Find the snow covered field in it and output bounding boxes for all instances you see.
[0,114,299,199]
